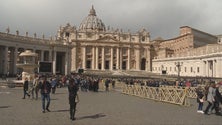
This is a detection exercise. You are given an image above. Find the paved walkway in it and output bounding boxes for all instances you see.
[0,86,222,125]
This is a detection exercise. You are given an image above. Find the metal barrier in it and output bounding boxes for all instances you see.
[122,84,190,106]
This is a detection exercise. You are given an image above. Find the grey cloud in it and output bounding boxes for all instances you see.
[0,0,221,40]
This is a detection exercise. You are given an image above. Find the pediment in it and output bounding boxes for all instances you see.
[97,36,118,42]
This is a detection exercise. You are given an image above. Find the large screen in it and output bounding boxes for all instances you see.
[39,62,52,73]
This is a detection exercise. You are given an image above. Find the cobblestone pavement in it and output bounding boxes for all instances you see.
[0,86,222,125]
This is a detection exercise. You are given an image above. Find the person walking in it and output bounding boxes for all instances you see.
[39,76,51,113]
[22,77,30,99]
[51,77,57,94]
[68,78,79,121]
[33,76,40,100]
[196,86,204,113]
[211,83,222,115]
[204,83,216,115]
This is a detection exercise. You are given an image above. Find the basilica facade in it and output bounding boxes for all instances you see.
[57,6,152,72]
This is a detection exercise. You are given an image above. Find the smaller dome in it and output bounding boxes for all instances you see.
[79,6,106,32]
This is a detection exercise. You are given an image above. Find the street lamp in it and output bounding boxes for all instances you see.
[175,62,183,80]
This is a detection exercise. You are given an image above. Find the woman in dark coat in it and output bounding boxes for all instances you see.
[68,78,79,120]
[22,77,30,99]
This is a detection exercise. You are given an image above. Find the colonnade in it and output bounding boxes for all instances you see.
[0,45,70,76]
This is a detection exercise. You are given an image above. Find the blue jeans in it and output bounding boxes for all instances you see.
[41,93,50,111]
[198,102,203,110]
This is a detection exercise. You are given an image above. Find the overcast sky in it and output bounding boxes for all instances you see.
[0,0,221,40]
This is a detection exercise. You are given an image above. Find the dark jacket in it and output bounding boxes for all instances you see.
[215,88,222,103]
[68,84,78,104]
[23,80,29,91]
[196,89,204,103]
[39,80,51,94]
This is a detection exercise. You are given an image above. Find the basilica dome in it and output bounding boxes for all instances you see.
[79,6,106,32]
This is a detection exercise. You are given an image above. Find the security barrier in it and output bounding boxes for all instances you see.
[160,85,198,99]
[122,84,190,106]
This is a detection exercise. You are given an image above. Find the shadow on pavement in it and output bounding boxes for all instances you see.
[0,106,11,109]
[51,109,69,112]
[54,92,66,95]
[77,113,106,120]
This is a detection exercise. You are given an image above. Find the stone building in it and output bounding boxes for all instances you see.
[0,30,72,76]
[57,6,152,72]
[152,26,222,78]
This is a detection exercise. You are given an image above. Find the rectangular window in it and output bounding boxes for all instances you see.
[191,67,193,72]
[184,67,186,72]
[197,67,200,73]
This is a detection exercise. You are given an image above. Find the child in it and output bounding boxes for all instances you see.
[196,86,204,113]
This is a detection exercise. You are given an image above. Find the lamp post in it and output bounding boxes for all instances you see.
[175,62,183,81]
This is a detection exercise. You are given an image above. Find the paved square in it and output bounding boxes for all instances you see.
[0,86,221,125]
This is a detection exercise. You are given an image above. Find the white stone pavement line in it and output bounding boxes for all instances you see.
[0,92,10,94]
[0,86,7,88]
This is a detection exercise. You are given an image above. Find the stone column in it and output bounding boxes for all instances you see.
[146,48,151,71]
[13,47,18,74]
[135,48,140,70]
[95,47,99,70]
[3,46,8,74]
[116,47,119,70]
[213,60,216,77]
[127,48,131,70]
[53,51,57,75]
[71,47,77,71]
[92,47,95,70]
[217,58,222,77]
[110,47,113,70]
[101,47,105,70]
[206,61,209,77]
[119,48,122,70]
[202,61,206,77]
[64,51,68,75]
[82,47,86,69]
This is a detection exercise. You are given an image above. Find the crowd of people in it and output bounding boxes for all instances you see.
[21,73,222,121]
[21,73,117,120]
[196,82,222,115]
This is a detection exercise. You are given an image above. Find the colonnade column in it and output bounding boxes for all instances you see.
[202,61,206,77]
[64,51,68,75]
[217,58,222,77]
[119,48,122,70]
[127,48,131,70]
[82,47,86,69]
[110,48,113,70]
[116,47,119,70]
[95,47,98,70]
[213,60,216,77]
[13,47,18,74]
[52,51,57,75]
[3,46,8,74]
[101,47,105,70]
[206,61,209,77]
